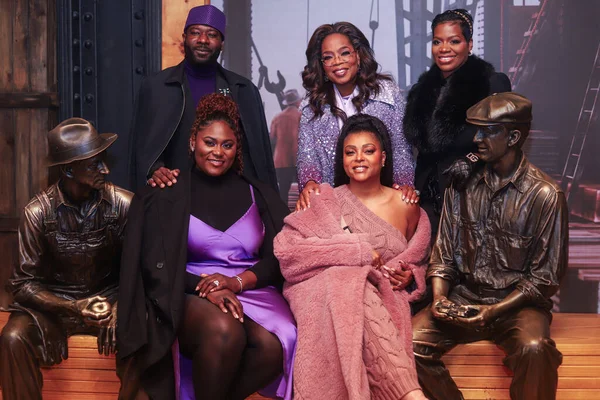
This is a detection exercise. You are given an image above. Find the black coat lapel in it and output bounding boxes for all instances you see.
[157,171,191,285]
[404,56,494,154]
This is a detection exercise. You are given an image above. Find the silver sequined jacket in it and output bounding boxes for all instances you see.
[296,79,414,191]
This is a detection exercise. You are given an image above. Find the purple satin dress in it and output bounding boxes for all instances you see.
[180,185,296,400]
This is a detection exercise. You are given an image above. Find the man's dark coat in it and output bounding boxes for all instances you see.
[128,61,278,192]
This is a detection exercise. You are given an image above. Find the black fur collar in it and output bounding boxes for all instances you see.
[403,56,495,154]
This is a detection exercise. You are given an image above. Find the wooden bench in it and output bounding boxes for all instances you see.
[1,312,599,399]
[443,313,600,399]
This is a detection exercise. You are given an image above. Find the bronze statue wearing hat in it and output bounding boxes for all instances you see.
[0,118,132,400]
[412,93,567,400]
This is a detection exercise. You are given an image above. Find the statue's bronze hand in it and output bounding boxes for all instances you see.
[73,295,112,326]
[98,302,118,356]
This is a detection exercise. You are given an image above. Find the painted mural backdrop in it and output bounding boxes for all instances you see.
[162,0,600,313]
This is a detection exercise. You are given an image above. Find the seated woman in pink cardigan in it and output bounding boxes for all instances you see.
[274,114,430,400]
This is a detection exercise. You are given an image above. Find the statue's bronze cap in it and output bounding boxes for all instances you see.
[47,118,117,166]
[466,92,532,126]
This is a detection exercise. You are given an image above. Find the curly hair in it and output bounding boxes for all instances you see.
[189,93,244,173]
[333,114,394,187]
[302,22,392,121]
[432,8,474,42]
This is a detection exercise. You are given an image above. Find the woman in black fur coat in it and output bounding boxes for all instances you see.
[403,9,511,237]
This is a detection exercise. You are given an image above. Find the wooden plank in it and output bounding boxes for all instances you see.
[50,357,116,370]
[14,109,31,210]
[43,368,119,382]
[0,109,15,215]
[453,376,600,390]
[447,364,600,378]
[46,0,57,93]
[41,380,120,393]
[461,388,600,400]
[29,109,48,194]
[0,0,14,90]
[444,354,600,366]
[0,92,59,108]
[38,393,118,400]
[12,0,29,90]
[28,0,48,92]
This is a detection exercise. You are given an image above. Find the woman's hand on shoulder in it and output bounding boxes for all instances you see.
[147,167,180,189]
[392,184,420,204]
[295,181,320,211]
[206,289,244,323]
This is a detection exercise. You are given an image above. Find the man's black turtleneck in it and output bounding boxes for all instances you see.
[184,60,218,106]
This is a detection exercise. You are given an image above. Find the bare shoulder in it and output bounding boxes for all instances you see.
[387,187,420,216]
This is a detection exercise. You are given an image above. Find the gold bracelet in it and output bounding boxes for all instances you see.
[234,275,243,293]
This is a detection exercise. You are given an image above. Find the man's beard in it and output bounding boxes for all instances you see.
[184,42,221,66]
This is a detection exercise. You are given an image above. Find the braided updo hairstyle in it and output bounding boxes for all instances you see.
[431,8,474,42]
[189,93,244,174]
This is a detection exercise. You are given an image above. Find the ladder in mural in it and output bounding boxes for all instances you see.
[560,40,600,202]
[508,0,549,89]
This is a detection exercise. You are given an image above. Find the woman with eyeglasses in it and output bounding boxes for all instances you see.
[296,22,418,212]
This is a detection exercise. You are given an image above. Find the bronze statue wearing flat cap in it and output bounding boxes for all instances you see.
[413,92,567,400]
[0,118,132,400]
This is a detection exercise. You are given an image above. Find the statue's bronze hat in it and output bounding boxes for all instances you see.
[466,92,532,126]
[47,118,117,166]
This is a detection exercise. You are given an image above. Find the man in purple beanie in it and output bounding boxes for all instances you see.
[127,5,277,192]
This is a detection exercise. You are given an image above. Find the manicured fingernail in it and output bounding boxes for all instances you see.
[167,182,172,186]
[402,195,406,200]
[316,192,320,195]
[234,313,239,319]
[383,273,389,278]
[240,317,244,323]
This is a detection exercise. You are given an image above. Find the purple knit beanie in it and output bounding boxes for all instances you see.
[184,5,226,39]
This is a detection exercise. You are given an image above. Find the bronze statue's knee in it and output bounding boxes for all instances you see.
[519,336,555,355]
[0,322,30,350]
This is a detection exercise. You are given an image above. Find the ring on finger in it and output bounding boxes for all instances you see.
[213,280,220,287]
[415,189,421,196]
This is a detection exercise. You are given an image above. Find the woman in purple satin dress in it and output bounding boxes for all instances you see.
[117,93,296,400]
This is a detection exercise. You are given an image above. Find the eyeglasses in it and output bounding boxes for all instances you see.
[321,50,356,67]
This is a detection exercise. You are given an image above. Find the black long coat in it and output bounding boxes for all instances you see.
[127,61,278,192]
[116,170,289,399]
[403,56,512,235]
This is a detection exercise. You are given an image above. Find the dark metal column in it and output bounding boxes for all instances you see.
[56,0,161,189]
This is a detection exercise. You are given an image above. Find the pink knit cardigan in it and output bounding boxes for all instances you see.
[274,184,431,399]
